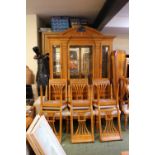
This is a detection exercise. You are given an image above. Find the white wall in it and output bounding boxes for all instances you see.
[26,14,38,98]
[113,37,129,54]
[26,14,38,76]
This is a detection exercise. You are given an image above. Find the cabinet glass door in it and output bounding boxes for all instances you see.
[69,46,92,78]
[102,46,109,78]
[81,47,92,78]
[70,47,80,78]
[53,46,61,78]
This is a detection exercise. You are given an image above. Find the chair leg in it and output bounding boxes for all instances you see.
[96,116,99,132]
[66,116,69,134]
[117,113,122,138]
[70,113,73,142]
[98,113,102,141]
[98,110,122,142]
[91,109,94,141]
[124,114,128,130]
[93,116,95,130]
[59,117,62,142]
[70,110,94,143]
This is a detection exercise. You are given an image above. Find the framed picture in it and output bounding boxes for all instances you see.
[26,115,66,155]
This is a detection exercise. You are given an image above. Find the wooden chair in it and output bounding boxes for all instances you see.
[40,79,68,142]
[93,78,122,142]
[119,77,129,130]
[111,50,127,100]
[68,79,94,143]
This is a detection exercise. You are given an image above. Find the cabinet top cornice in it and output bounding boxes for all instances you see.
[42,26,115,39]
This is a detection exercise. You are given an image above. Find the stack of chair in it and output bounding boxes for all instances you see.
[119,77,129,130]
[68,79,94,143]
[93,78,122,142]
[39,77,126,143]
[111,50,129,130]
[40,79,69,142]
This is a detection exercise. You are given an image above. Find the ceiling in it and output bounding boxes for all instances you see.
[26,0,129,37]
[102,2,129,38]
[26,0,106,24]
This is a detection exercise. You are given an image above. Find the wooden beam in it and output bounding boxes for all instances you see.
[92,0,129,30]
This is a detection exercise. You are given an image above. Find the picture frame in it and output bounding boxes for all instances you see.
[26,115,66,155]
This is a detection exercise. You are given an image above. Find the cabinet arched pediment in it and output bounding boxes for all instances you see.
[60,26,114,39]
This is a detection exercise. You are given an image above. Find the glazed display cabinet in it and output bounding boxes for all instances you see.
[41,26,114,80]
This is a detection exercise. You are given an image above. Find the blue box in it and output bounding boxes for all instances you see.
[51,16,69,32]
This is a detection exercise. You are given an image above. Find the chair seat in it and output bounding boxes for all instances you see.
[95,108,121,116]
[42,100,67,110]
[68,104,90,110]
[55,108,71,117]
[93,104,116,109]
[72,110,95,117]
[43,100,67,104]
[68,100,90,110]
[72,99,90,105]
[93,99,116,105]
[42,107,70,117]
[122,104,129,114]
